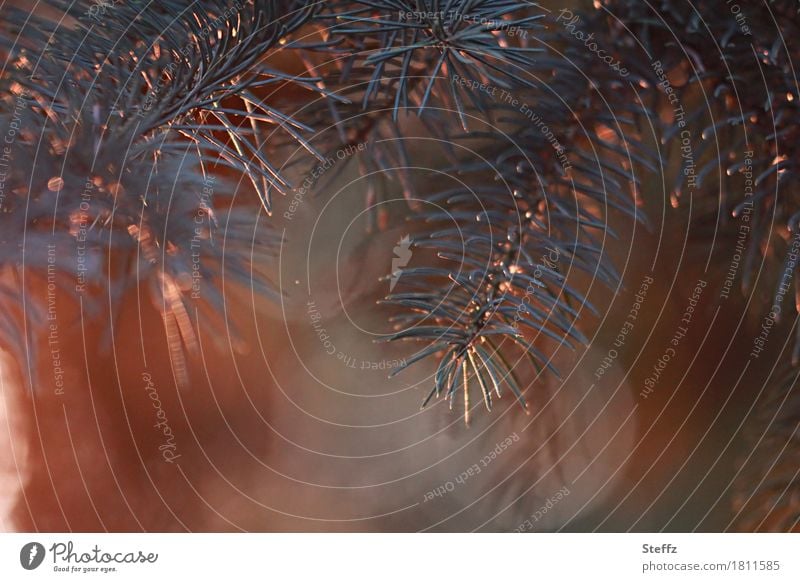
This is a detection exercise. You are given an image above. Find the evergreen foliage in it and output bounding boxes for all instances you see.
[0,0,797,530]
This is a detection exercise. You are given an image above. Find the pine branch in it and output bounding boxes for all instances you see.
[0,0,318,386]
[373,12,658,417]
[598,0,800,353]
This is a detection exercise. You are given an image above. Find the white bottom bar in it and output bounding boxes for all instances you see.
[1,533,796,581]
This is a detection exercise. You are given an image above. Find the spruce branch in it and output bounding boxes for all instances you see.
[598,0,800,353]
[0,0,319,386]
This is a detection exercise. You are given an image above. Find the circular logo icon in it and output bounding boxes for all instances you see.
[20,542,45,570]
